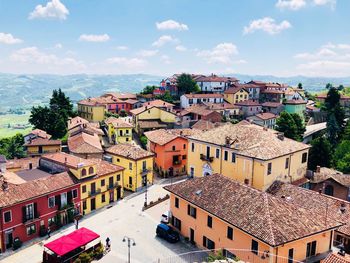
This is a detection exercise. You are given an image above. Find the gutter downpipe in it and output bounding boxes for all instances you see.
[275,247,279,263]
[220,146,223,175]
[251,157,255,188]
[288,154,292,183]
[0,208,3,253]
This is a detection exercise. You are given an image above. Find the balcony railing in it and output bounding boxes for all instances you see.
[107,182,120,190]
[200,154,214,162]
[88,188,101,197]
[141,168,151,175]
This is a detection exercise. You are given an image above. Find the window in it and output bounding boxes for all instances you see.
[129,162,133,170]
[267,162,272,175]
[101,194,106,203]
[48,196,55,208]
[251,240,258,255]
[173,216,181,231]
[175,197,179,208]
[117,174,121,181]
[206,146,210,158]
[126,129,129,134]
[89,167,94,174]
[231,153,236,163]
[109,177,114,188]
[224,151,228,161]
[129,177,133,185]
[25,203,34,221]
[325,185,334,196]
[288,248,294,263]
[172,145,176,151]
[183,144,186,149]
[82,185,87,193]
[142,161,147,170]
[61,192,67,207]
[191,143,195,152]
[83,200,87,210]
[190,167,194,177]
[216,149,220,158]
[82,168,87,176]
[227,226,233,240]
[117,158,120,162]
[306,241,317,258]
[182,155,187,160]
[187,205,197,218]
[207,215,212,228]
[26,224,36,236]
[189,99,193,104]
[72,189,78,199]
[302,152,308,163]
[48,217,56,226]
[285,158,289,169]
[3,211,11,223]
[203,236,215,249]
[101,179,105,187]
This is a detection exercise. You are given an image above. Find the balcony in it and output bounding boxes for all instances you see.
[107,182,120,190]
[88,188,101,197]
[200,154,214,162]
[141,168,151,175]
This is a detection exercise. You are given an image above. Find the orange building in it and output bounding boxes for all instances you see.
[164,174,343,263]
[144,129,199,177]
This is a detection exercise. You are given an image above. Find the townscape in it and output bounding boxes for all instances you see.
[0,71,350,263]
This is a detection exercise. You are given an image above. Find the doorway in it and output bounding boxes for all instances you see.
[190,228,195,243]
[90,198,96,211]
[109,191,114,203]
[117,187,121,200]
[5,231,13,249]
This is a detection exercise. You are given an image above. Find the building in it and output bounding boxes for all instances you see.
[191,120,224,131]
[223,86,249,104]
[24,138,61,156]
[243,82,263,100]
[77,98,106,122]
[177,105,222,128]
[68,131,103,159]
[180,94,224,109]
[0,171,80,253]
[284,99,307,118]
[316,94,350,107]
[24,129,51,144]
[105,144,154,192]
[0,155,6,173]
[260,83,289,103]
[5,157,40,172]
[187,122,310,191]
[235,100,262,117]
[164,174,342,263]
[105,117,133,144]
[130,105,177,134]
[261,102,284,115]
[142,99,174,112]
[144,129,199,177]
[195,75,238,93]
[40,153,125,215]
[247,113,277,129]
[203,103,241,119]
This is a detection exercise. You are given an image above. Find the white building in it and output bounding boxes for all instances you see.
[195,75,238,93]
[180,94,224,108]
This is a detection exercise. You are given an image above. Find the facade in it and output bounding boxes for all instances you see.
[203,103,241,119]
[246,113,277,129]
[0,172,80,253]
[178,105,222,128]
[40,153,125,215]
[195,75,238,93]
[105,117,133,144]
[67,131,103,159]
[261,102,284,115]
[24,138,61,156]
[6,157,40,172]
[244,82,262,100]
[187,122,310,191]
[316,94,350,107]
[144,129,199,177]
[180,94,224,109]
[235,100,262,117]
[165,175,341,263]
[77,99,106,122]
[142,99,174,112]
[284,99,307,118]
[223,86,249,104]
[105,144,154,192]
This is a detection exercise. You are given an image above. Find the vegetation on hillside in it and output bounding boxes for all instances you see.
[275,112,305,141]
[0,133,25,159]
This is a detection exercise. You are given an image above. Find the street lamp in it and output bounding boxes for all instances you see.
[122,236,136,263]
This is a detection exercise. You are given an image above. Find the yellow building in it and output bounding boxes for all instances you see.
[187,122,310,191]
[24,138,61,156]
[40,152,125,215]
[224,86,249,104]
[130,105,176,134]
[105,144,154,192]
[164,174,342,263]
[77,98,106,122]
[105,117,133,144]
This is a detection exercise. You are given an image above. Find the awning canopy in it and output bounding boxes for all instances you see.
[44,227,100,256]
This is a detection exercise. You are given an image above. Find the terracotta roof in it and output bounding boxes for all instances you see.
[124,99,139,104]
[29,129,52,139]
[164,174,342,247]
[144,129,199,146]
[310,167,350,187]
[89,158,124,177]
[180,105,218,117]
[106,143,154,160]
[102,92,137,100]
[24,138,61,147]
[130,105,176,116]
[324,253,350,263]
[317,94,350,100]
[68,116,89,130]
[189,122,310,160]
[235,100,261,107]
[267,181,350,237]
[254,112,277,120]
[262,102,283,108]
[0,155,6,163]
[284,99,307,105]
[191,120,224,131]
[195,75,237,82]
[261,90,284,94]
[224,87,248,94]
[143,99,174,108]
[138,120,168,129]
[41,152,95,169]
[203,102,240,110]
[105,117,133,128]
[183,93,223,99]
[68,132,103,154]
[78,97,111,106]
[0,172,78,208]
[6,157,40,170]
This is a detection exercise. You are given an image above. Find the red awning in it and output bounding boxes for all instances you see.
[44,227,100,256]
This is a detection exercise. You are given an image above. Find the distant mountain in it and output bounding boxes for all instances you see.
[0,73,349,111]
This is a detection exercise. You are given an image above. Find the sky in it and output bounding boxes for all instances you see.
[0,0,349,77]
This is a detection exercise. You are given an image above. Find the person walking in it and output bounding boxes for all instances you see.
[47,226,51,238]
[105,237,111,251]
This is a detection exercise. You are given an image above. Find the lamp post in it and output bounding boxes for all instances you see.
[122,236,136,263]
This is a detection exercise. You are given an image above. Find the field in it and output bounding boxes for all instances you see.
[0,112,32,138]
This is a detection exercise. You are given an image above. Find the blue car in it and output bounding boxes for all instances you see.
[156,223,180,243]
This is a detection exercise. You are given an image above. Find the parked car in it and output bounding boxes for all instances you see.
[160,211,172,224]
[156,223,180,243]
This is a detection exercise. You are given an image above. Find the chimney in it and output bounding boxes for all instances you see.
[65,157,68,164]
[316,166,321,173]
[277,132,284,141]
[225,136,231,146]
[2,180,8,191]
[244,179,249,185]
[340,203,346,214]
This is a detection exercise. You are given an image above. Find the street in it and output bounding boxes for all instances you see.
[0,179,199,263]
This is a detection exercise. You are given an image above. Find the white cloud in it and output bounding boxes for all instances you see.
[0,33,22,44]
[106,57,147,69]
[197,43,239,64]
[156,20,189,31]
[243,17,292,35]
[29,0,69,20]
[152,35,178,47]
[116,46,129,50]
[79,34,110,42]
[276,0,306,10]
[294,42,350,60]
[54,43,63,49]
[175,45,187,52]
[137,49,159,57]
[297,61,350,77]
[160,55,171,64]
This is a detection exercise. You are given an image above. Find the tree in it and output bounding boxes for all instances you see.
[342,120,350,141]
[327,113,341,146]
[276,112,298,140]
[308,136,332,170]
[141,85,157,95]
[50,88,74,117]
[0,134,25,159]
[176,73,199,95]
[297,83,303,89]
[333,140,350,173]
[156,91,174,103]
[291,113,306,141]
[338,84,345,91]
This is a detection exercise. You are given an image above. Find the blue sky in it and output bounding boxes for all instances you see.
[0,0,349,76]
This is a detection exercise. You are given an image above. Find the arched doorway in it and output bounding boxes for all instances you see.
[202,163,213,176]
